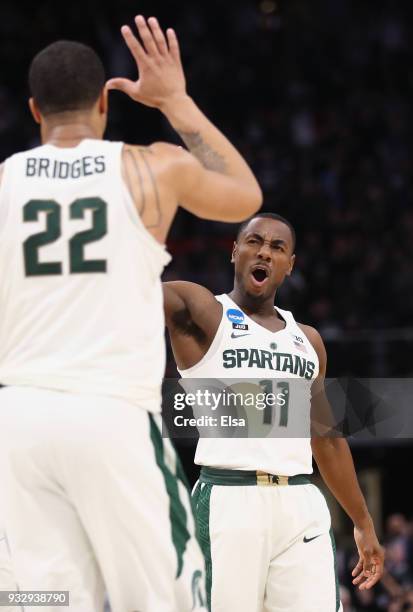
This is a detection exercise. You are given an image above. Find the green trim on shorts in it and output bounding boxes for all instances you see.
[192,482,213,612]
[149,414,190,578]
[329,528,340,611]
[199,466,310,487]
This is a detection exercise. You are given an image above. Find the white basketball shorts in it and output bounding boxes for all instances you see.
[0,386,207,612]
[193,467,342,612]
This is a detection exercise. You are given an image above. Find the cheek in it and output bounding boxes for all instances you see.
[273,258,291,278]
[238,253,252,270]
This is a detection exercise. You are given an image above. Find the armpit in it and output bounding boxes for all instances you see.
[171,307,207,343]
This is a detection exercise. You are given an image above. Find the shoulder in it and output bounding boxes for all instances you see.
[297,323,326,361]
[123,142,199,175]
[297,323,323,344]
[149,142,201,175]
[123,141,191,160]
[278,308,325,352]
[149,141,185,157]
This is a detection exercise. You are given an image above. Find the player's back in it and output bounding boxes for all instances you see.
[0,139,170,411]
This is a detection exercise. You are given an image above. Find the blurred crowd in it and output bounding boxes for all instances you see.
[0,0,412,337]
[158,0,413,334]
[339,513,413,611]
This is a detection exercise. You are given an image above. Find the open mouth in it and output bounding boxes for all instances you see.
[250,266,269,286]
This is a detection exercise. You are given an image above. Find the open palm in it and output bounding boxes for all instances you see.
[107,15,186,110]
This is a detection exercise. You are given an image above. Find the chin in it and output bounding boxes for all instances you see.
[245,287,266,300]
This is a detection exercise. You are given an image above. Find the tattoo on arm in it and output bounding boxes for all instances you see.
[177,131,227,173]
[124,149,145,215]
[139,150,162,228]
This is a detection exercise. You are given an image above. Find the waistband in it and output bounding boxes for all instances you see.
[199,466,311,487]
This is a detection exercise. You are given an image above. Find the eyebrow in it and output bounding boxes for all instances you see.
[246,233,288,246]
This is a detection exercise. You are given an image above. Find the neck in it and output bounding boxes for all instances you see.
[41,113,101,147]
[228,283,277,317]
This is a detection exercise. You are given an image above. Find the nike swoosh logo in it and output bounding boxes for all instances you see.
[231,332,251,339]
[303,534,323,543]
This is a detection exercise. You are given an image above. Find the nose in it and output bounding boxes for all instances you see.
[257,242,271,261]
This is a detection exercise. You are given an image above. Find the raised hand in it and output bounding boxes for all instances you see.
[107,15,186,110]
[352,523,385,590]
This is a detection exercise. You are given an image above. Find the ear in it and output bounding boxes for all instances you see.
[231,241,237,263]
[99,87,108,115]
[286,254,296,276]
[29,98,41,124]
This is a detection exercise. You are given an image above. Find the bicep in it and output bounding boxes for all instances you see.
[298,324,335,435]
[163,281,221,335]
[310,376,337,437]
[163,283,186,325]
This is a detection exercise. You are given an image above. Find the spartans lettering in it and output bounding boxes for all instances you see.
[222,348,316,380]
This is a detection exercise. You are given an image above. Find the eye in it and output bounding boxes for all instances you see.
[247,238,258,244]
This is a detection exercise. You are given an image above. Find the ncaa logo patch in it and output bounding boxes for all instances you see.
[226,308,245,324]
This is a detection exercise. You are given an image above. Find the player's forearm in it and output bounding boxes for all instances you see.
[311,437,372,528]
[160,94,262,204]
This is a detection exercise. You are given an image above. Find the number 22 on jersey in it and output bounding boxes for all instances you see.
[23,197,107,276]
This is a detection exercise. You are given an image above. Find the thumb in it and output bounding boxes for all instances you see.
[106,78,136,95]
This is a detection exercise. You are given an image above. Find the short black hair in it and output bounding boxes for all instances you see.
[29,40,105,116]
[236,212,296,250]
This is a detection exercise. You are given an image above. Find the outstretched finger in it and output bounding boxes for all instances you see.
[351,558,363,578]
[147,17,168,56]
[358,570,381,590]
[353,551,373,584]
[166,28,182,64]
[135,15,160,58]
[357,561,382,590]
[120,25,148,65]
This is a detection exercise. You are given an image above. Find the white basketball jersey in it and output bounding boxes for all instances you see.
[179,294,319,475]
[0,139,170,412]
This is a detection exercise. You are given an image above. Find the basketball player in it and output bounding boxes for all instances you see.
[0,15,261,612]
[163,213,384,612]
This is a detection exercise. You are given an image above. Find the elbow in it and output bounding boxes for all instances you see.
[249,182,263,216]
[240,181,263,221]
[311,435,345,458]
[233,182,263,221]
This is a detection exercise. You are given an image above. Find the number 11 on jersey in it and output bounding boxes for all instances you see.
[259,380,290,427]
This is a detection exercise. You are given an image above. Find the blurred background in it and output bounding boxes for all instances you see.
[1,0,412,608]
